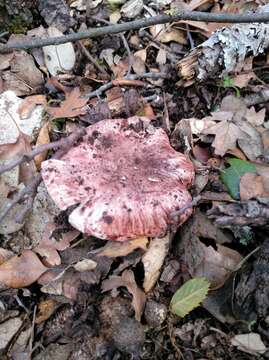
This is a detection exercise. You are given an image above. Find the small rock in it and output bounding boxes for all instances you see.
[144,300,167,327]
[0,317,22,350]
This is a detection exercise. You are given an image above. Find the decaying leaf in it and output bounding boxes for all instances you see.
[97,237,148,258]
[34,122,50,169]
[142,235,170,293]
[231,333,266,355]
[73,258,97,272]
[203,121,245,157]
[170,278,210,318]
[0,250,47,288]
[34,222,80,266]
[180,216,242,287]
[102,270,146,321]
[221,158,257,200]
[18,95,47,119]
[46,87,88,119]
[35,299,59,324]
[240,173,267,201]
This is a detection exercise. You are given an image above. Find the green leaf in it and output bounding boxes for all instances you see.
[220,158,256,200]
[170,278,210,318]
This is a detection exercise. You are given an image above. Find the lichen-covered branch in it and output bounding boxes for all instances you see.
[178,5,269,82]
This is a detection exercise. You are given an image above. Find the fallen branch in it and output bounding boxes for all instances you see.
[0,128,86,176]
[0,128,86,223]
[177,5,269,83]
[84,71,168,99]
[1,10,269,53]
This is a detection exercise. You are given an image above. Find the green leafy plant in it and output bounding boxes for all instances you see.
[220,75,241,97]
[220,158,257,200]
[170,278,210,318]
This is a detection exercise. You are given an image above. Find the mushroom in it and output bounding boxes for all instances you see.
[41,116,194,241]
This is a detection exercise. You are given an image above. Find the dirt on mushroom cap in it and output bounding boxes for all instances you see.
[41,116,194,241]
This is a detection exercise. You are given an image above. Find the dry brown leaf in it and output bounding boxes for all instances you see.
[34,122,50,169]
[0,250,47,288]
[111,58,129,78]
[0,248,14,265]
[46,87,88,119]
[0,132,31,161]
[203,121,245,156]
[181,223,242,288]
[240,173,267,201]
[34,222,80,266]
[102,269,146,321]
[142,235,170,293]
[97,237,148,258]
[18,95,47,119]
[246,107,266,127]
[159,29,187,45]
[35,299,58,324]
[232,57,255,88]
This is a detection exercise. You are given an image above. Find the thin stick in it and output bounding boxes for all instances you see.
[0,128,86,176]
[1,11,269,53]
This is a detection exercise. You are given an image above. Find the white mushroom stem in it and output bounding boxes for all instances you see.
[142,233,171,293]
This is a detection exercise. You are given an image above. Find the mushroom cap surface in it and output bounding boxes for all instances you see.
[41,117,194,241]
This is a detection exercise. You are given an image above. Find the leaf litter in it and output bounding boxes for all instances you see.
[1,0,269,358]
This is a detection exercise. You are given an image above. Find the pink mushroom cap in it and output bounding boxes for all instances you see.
[41,117,194,241]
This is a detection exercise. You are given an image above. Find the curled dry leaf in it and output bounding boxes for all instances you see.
[18,95,47,119]
[34,122,50,169]
[34,222,80,266]
[142,235,170,293]
[231,333,266,355]
[0,250,47,288]
[97,237,148,258]
[240,172,267,201]
[35,299,58,324]
[102,269,146,321]
[46,87,88,119]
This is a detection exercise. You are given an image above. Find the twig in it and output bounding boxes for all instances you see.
[92,16,133,77]
[1,11,269,53]
[70,29,107,76]
[84,71,168,99]
[0,128,86,223]
[0,128,86,176]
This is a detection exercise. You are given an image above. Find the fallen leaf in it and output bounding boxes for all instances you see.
[240,172,266,201]
[159,29,187,45]
[246,107,266,127]
[221,158,257,200]
[97,237,148,257]
[34,122,50,169]
[35,299,58,324]
[34,223,80,266]
[0,53,14,71]
[180,218,242,288]
[170,278,210,318]
[0,248,14,265]
[142,235,170,293]
[46,87,88,119]
[0,318,23,351]
[73,258,97,272]
[102,269,146,321]
[231,333,266,355]
[0,250,47,288]
[18,95,47,119]
[203,121,245,156]
[120,0,143,18]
